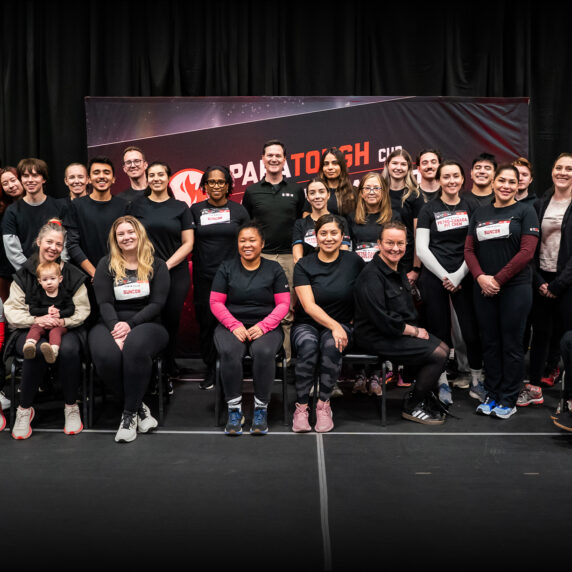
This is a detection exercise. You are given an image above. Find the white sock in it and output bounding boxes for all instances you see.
[227,397,242,411]
[254,396,268,409]
[470,369,483,386]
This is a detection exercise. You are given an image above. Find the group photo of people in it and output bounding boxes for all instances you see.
[0,141,571,442]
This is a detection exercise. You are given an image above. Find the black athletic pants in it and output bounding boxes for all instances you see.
[473,282,532,407]
[193,273,218,370]
[560,331,572,400]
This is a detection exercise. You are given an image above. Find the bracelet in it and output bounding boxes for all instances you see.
[412,266,421,273]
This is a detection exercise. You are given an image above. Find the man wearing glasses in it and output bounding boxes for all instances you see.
[117,146,148,203]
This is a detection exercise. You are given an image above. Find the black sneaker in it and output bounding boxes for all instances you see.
[250,407,269,435]
[200,368,215,391]
[225,409,244,436]
[402,393,445,426]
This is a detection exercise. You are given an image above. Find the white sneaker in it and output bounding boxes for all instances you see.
[137,402,158,433]
[12,406,35,440]
[0,391,10,409]
[64,403,83,435]
[115,411,137,443]
[330,383,343,398]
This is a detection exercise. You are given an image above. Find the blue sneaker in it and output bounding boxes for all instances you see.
[490,404,517,419]
[225,409,244,436]
[476,397,496,416]
[250,407,269,435]
[469,382,487,403]
[438,383,453,406]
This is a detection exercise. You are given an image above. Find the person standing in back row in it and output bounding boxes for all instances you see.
[242,140,305,363]
[117,146,148,204]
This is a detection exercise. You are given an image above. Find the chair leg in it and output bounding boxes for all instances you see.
[282,355,288,426]
[88,364,95,428]
[9,359,18,431]
[381,361,387,427]
[157,358,164,426]
[214,358,221,426]
[82,363,88,429]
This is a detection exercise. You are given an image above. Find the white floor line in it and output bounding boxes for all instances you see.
[316,434,333,572]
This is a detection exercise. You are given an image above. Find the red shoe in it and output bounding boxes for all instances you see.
[0,406,6,432]
[541,368,560,387]
[397,373,412,387]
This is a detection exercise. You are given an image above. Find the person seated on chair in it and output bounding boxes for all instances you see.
[89,215,170,444]
[23,261,75,364]
[4,219,90,439]
[0,299,6,432]
[209,222,290,436]
[354,220,450,426]
[291,214,365,433]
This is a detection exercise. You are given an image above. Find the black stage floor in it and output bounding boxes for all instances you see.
[2,360,572,571]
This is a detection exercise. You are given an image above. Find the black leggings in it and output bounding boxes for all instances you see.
[162,263,191,371]
[193,273,218,369]
[560,331,572,400]
[16,330,82,408]
[213,324,283,404]
[291,322,351,404]
[89,322,169,412]
[473,282,532,407]
[418,270,482,369]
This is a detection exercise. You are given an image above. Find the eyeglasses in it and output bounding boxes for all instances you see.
[124,159,143,167]
[382,240,406,248]
[206,179,227,188]
[364,186,382,193]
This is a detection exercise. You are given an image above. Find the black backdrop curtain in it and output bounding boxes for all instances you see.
[0,0,569,196]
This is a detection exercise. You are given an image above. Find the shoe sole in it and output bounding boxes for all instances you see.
[115,434,137,443]
[490,411,516,420]
[199,384,214,390]
[137,423,158,434]
[314,424,334,433]
[225,429,242,436]
[23,344,37,359]
[517,398,544,407]
[0,413,6,432]
[250,428,268,435]
[64,423,84,435]
[40,344,56,364]
[476,407,493,416]
[12,407,35,439]
[292,426,312,433]
[401,412,444,425]
[469,391,486,402]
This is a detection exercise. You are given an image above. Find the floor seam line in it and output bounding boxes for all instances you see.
[316,433,333,572]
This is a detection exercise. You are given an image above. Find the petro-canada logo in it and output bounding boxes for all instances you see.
[170,168,207,206]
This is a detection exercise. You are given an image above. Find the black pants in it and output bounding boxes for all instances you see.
[418,270,482,369]
[213,324,283,404]
[193,273,217,369]
[89,322,169,412]
[16,329,82,408]
[473,282,532,407]
[162,263,191,372]
[560,331,572,399]
[291,322,351,404]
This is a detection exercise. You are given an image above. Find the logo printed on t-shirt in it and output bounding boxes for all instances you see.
[200,207,231,226]
[476,219,511,241]
[355,242,380,262]
[434,211,469,232]
[304,229,318,248]
[113,277,151,301]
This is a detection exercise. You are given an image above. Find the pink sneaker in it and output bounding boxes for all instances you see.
[0,405,6,432]
[292,403,311,433]
[315,400,334,433]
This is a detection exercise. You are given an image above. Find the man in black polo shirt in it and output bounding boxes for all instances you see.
[242,139,305,362]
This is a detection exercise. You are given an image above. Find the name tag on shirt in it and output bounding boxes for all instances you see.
[476,220,511,241]
[114,279,150,301]
[435,211,469,232]
[355,242,380,262]
[200,208,230,226]
[304,229,318,248]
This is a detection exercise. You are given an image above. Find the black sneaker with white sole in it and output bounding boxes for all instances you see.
[402,393,445,426]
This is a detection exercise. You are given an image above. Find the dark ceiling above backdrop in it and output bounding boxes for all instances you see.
[0,0,569,196]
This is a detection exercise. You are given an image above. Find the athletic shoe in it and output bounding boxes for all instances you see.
[469,382,487,403]
[476,397,496,416]
[438,382,453,406]
[352,374,368,394]
[225,409,244,436]
[0,391,10,410]
[115,411,137,443]
[137,402,158,433]
[397,372,412,387]
[516,384,544,407]
[551,398,571,420]
[12,406,35,440]
[330,382,343,398]
[401,396,445,426]
[368,375,383,396]
[64,403,83,435]
[199,369,214,390]
[452,374,470,389]
[541,367,560,387]
[23,340,37,360]
[167,380,174,396]
[0,405,6,432]
[553,409,572,431]
[250,407,269,435]
[490,404,517,419]
[315,400,334,433]
[40,343,59,364]
[292,402,311,432]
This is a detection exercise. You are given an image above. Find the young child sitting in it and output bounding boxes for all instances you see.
[23,261,75,364]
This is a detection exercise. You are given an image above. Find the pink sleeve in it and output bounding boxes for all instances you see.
[209,291,243,332]
[256,292,291,334]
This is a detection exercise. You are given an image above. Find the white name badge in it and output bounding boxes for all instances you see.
[114,280,150,301]
[435,211,469,232]
[304,230,318,248]
[356,242,380,262]
[200,208,230,226]
[476,219,511,241]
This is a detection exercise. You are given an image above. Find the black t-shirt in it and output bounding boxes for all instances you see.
[64,195,128,267]
[417,196,474,272]
[468,201,540,286]
[346,211,402,263]
[292,215,350,258]
[211,257,289,325]
[29,288,75,318]
[116,188,145,204]
[293,250,365,328]
[419,187,441,203]
[190,199,250,281]
[462,190,494,209]
[130,196,193,270]
[389,188,424,269]
[242,178,305,254]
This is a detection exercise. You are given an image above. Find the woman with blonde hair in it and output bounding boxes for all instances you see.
[89,215,170,443]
